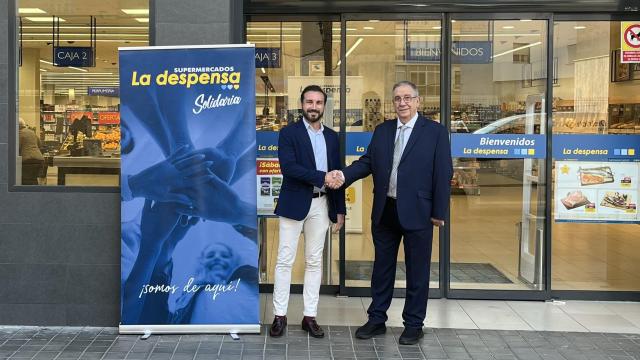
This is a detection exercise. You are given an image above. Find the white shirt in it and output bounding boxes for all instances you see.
[394,113,418,155]
[303,118,327,193]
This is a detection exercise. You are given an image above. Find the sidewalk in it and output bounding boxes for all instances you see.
[1,296,639,360]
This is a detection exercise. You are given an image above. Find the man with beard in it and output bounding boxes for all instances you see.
[269,85,346,338]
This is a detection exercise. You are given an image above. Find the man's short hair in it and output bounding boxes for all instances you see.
[300,85,327,104]
[392,81,419,97]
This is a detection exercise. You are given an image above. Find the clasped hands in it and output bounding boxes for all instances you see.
[324,170,345,189]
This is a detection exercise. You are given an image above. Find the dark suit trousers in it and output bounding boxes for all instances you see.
[368,197,433,329]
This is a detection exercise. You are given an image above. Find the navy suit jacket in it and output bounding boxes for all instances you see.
[275,119,346,222]
[342,116,453,231]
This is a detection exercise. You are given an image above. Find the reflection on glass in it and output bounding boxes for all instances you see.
[17,7,149,186]
[344,20,442,289]
[450,20,547,291]
[249,21,341,285]
[551,21,640,291]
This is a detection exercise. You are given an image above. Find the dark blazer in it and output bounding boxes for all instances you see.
[342,115,453,231]
[275,119,346,222]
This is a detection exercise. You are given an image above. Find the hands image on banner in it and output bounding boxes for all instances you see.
[120,85,258,325]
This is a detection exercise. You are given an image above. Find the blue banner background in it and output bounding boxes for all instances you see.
[451,134,546,158]
[552,134,640,161]
[119,46,258,327]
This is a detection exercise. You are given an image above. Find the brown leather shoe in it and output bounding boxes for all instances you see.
[301,316,325,338]
[269,315,287,337]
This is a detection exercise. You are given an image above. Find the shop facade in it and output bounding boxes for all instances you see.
[0,0,638,326]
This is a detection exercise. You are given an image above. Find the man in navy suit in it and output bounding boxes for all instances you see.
[332,81,452,345]
[269,85,346,338]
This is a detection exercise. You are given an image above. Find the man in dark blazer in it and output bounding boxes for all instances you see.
[333,81,452,345]
[269,85,346,338]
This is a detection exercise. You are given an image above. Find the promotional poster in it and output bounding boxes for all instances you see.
[119,45,258,333]
[555,161,639,223]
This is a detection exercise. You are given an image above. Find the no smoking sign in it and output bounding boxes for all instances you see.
[621,22,640,63]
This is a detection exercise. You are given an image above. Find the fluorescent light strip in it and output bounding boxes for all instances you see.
[68,66,88,72]
[247,27,301,31]
[135,18,149,23]
[336,37,363,66]
[25,17,66,22]
[39,59,53,65]
[19,8,46,14]
[23,33,148,37]
[246,34,301,38]
[23,26,147,30]
[491,41,542,59]
[23,39,148,43]
[45,72,114,75]
[121,9,149,15]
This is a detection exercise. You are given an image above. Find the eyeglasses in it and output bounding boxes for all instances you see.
[393,95,418,104]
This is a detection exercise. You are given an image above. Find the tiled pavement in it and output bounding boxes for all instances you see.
[1,325,640,360]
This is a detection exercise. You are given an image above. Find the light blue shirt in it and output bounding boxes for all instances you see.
[395,113,418,154]
[303,118,327,193]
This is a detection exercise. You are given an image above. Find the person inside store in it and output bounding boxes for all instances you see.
[328,81,453,345]
[269,85,346,338]
[18,118,45,185]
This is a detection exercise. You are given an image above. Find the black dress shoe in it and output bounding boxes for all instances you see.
[301,316,325,338]
[355,321,386,339]
[398,327,424,345]
[269,315,287,337]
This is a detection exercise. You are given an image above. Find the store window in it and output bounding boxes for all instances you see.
[248,21,341,285]
[16,0,149,186]
[449,19,548,291]
[552,21,640,291]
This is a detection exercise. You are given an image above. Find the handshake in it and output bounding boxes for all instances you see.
[324,170,345,190]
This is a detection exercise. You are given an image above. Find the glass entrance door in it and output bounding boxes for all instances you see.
[342,17,443,296]
[448,18,549,294]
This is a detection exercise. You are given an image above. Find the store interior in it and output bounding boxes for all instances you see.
[16,0,148,186]
[250,19,640,294]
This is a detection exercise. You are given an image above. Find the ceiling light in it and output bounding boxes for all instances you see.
[261,67,266,74]
[25,17,66,22]
[68,66,88,72]
[23,25,147,30]
[19,8,46,14]
[363,26,374,30]
[451,20,457,23]
[336,37,364,66]
[23,39,147,43]
[40,69,48,72]
[369,20,380,22]
[492,41,542,59]
[574,26,586,30]
[520,19,533,22]
[39,59,53,65]
[502,26,515,29]
[432,26,442,30]
[121,9,149,15]
[22,33,148,37]
[135,18,149,23]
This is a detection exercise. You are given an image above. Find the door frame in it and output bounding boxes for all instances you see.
[337,13,445,299]
[444,12,554,301]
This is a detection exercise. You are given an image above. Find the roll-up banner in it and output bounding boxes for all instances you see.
[119,45,259,334]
